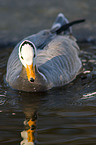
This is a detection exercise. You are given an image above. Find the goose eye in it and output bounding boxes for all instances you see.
[21,56,24,60]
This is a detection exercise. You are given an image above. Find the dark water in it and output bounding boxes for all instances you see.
[0,43,96,145]
[0,0,96,145]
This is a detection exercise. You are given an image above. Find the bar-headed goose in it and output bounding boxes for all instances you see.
[6,13,84,92]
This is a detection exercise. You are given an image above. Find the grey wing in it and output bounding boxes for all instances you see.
[37,35,82,88]
[6,44,22,85]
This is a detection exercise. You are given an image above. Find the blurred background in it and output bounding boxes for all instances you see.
[0,0,96,47]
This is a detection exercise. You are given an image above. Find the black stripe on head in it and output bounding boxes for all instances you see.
[20,40,36,57]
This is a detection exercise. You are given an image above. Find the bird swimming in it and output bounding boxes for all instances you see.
[6,13,85,92]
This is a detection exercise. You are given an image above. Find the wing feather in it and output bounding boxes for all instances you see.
[37,35,82,88]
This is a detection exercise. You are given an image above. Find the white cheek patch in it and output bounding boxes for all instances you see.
[21,44,34,65]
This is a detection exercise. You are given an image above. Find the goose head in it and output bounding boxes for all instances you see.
[19,40,37,82]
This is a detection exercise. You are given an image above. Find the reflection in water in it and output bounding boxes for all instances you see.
[21,114,36,145]
[20,93,45,145]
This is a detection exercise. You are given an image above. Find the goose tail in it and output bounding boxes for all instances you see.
[51,13,72,34]
[51,13,85,35]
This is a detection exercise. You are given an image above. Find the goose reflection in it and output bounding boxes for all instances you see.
[20,92,45,145]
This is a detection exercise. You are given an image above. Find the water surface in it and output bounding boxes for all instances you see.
[0,43,96,145]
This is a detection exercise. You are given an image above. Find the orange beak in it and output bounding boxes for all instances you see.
[26,63,35,82]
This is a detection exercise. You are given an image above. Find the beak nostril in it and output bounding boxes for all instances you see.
[30,78,34,82]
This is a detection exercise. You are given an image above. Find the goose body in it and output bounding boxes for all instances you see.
[6,13,82,92]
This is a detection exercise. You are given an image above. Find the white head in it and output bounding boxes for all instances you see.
[19,40,37,82]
